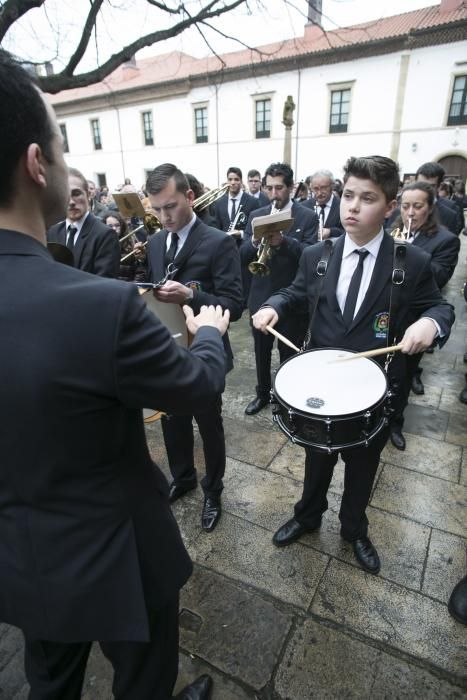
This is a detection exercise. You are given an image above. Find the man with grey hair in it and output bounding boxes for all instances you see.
[302,169,344,238]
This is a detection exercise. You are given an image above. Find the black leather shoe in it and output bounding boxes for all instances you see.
[272,517,319,547]
[245,396,269,415]
[169,482,197,504]
[174,674,213,700]
[463,352,467,364]
[352,537,380,574]
[448,575,467,625]
[460,387,467,405]
[411,375,424,395]
[390,430,406,451]
[201,497,221,532]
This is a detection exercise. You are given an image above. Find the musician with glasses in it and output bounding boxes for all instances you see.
[300,169,345,239]
[145,163,243,532]
[241,162,318,416]
[247,168,270,206]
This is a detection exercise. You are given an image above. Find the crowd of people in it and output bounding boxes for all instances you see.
[0,48,466,700]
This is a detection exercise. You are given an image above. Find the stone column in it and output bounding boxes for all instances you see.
[282,95,295,166]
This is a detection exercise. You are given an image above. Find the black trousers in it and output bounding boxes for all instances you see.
[294,427,389,541]
[24,595,180,700]
[251,315,307,399]
[390,352,423,431]
[161,394,225,498]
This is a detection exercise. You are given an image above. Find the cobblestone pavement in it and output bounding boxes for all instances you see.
[1,240,466,699]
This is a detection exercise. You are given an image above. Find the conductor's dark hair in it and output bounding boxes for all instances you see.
[343,156,400,202]
[264,162,294,187]
[227,166,242,180]
[146,163,189,195]
[0,49,55,206]
[416,162,445,186]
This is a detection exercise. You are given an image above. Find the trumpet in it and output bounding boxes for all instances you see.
[248,237,272,276]
[120,212,161,263]
[390,214,413,242]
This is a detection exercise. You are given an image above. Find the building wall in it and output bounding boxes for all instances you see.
[58,39,467,189]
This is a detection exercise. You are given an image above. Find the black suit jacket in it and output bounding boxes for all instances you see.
[211,191,261,232]
[266,234,454,363]
[147,217,243,372]
[47,213,120,277]
[240,202,318,313]
[253,191,270,207]
[412,225,460,289]
[438,197,463,235]
[0,229,227,642]
[300,196,344,238]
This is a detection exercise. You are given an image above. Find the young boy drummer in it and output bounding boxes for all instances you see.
[253,156,454,574]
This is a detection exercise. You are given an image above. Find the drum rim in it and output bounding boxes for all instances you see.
[272,346,388,419]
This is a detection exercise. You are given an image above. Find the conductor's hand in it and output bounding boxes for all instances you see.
[400,318,438,355]
[183,305,230,337]
[252,307,279,334]
[133,242,146,262]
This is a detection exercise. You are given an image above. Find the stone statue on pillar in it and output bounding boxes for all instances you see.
[282,95,295,166]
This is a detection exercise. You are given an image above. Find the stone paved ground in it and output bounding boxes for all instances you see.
[1,239,466,699]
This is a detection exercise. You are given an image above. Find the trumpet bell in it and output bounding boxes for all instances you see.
[248,261,271,276]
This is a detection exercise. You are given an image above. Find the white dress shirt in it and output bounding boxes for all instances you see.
[165,213,197,256]
[65,211,90,246]
[336,229,384,319]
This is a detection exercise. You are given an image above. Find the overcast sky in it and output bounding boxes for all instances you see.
[3,0,438,71]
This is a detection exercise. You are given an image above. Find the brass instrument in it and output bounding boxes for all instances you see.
[248,237,272,276]
[390,214,413,242]
[228,204,247,234]
[120,185,228,263]
[120,212,161,263]
[193,184,229,211]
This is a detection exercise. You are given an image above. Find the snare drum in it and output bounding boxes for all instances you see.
[272,348,389,453]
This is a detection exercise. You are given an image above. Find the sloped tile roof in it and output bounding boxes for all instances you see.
[50,3,467,104]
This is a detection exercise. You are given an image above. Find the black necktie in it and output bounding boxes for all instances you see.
[67,225,77,250]
[164,232,179,267]
[230,199,237,222]
[342,249,369,326]
[319,206,326,224]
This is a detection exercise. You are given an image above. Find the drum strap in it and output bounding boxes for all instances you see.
[385,240,407,371]
[301,238,335,350]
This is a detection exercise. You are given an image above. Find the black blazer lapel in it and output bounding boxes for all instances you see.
[171,219,204,278]
[72,216,92,268]
[350,233,394,331]
[151,230,168,281]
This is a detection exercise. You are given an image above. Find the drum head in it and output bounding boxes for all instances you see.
[274,349,387,417]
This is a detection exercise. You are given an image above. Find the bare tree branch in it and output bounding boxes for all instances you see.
[0,0,44,41]
[64,0,105,76]
[38,0,247,93]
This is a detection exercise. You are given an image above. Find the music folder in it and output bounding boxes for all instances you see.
[113,192,146,218]
[251,209,294,241]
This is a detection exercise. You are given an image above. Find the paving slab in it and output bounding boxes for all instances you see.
[422,530,467,603]
[462,449,467,485]
[402,404,449,441]
[312,560,467,678]
[179,567,292,690]
[440,387,467,418]
[381,433,462,482]
[172,499,329,609]
[223,415,286,468]
[275,618,466,700]
[446,412,467,447]
[222,457,302,531]
[371,464,467,538]
[408,383,442,410]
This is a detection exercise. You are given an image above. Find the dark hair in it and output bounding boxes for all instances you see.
[227,166,242,180]
[415,162,445,186]
[264,162,294,187]
[68,167,88,192]
[0,49,55,206]
[103,210,128,238]
[438,181,453,197]
[343,156,399,202]
[454,179,465,197]
[247,169,261,179]
[395,180,439,237]
[185,173,204,200]
[146,163,189,195]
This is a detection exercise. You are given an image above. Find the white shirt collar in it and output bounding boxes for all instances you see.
[66,211,89,235]
[342,227,385,260]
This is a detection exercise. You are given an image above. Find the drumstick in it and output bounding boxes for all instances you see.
[266,325,300,353]
[330,344,404,363]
